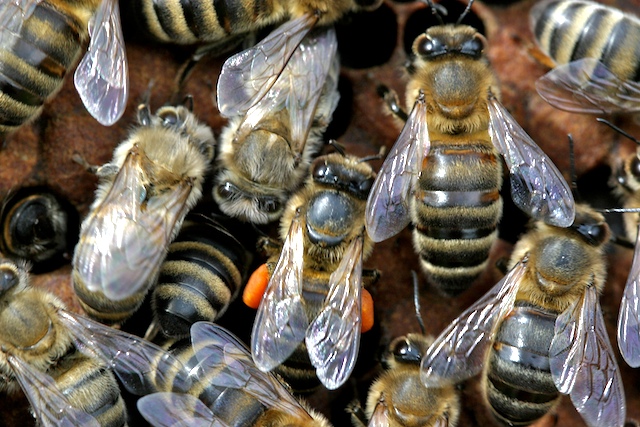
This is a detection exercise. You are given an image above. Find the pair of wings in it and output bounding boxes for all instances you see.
[73,148,192,301]
[216,14,340,155]
[10,308,194,427]
[0,0,128,126]
[367,399,449,427]
[536,58,640,115]
[618,222,640,368]
[365,92,576,243]
[137,322,317,427]
[251,213,365,390]
[420,259,626,427]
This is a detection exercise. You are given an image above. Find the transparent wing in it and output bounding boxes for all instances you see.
[368,399,390,427]
[365,93,429,242]
[137,392,229,427]
[550,284,626,427]
[420,260,525,388]
[7,354,100,427]
[191,322,311,420]
[488,95,575,228]
[0,0,39,48]
[57,309,193,395]
[618,223,640,367]
[72,149,191,300]
[251,212,308,372]
[306,234,364,389]
[74,0,128,125]
[216,13,317,117]
[536,58,640,114]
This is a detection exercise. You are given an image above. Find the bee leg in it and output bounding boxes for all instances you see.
[377,84,408,122]
[345,398,368,427]
[494,256,510,275]
[256,236,282,258]
[362,268,381,287]
[72,153,101,175]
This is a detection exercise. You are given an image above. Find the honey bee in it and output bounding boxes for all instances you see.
[128,0,381,45]
[72,96,215,325]
[0,0,128,137]
[0,187,75,270]
[349,273,460,427]
[212,25,340,224]
[243,151,379,391]
[0,257,193,427]
[419,204,625,427]
[366,3,575,295]
[146,212,253,340]
[530,0,640,114]
[137,322,332,427]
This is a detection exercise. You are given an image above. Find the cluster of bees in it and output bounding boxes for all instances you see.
[0,0,639,426]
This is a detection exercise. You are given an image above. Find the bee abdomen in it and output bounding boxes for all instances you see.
[130,0,276,44]
[152,218,251,338]
[52,352,127,427]
[412,143,502,295]
[534,0,640,82]
[0,3,84,135]
[485,304,559,426]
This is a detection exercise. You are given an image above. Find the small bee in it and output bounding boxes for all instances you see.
[137,322,332,427]
[146,212,253,340]
[128,0,381,45]
[0,257,193,427]
[72,96,215,325]
[530,0,640,114]
[0,0,128,137]
[349,273,460,427]
[213,25,340,224]
[366,1,575,295]
[420,204,625,427]
[0,188,75,269]
[242,151,379,391]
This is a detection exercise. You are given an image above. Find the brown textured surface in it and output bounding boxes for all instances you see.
[1,0,640,426]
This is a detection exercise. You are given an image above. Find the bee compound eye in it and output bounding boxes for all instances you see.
[159,110,179,127]
[0,269,18,293]
[461,35,485,58]
[392,338,422,364]
[217,183,236,200]
[416,35,445,58]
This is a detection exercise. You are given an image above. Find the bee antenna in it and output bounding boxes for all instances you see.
[567,134,583,203]
[138,80,155,126]
[182,95,194,112]
[456,0,474,25]
[411,271,426,335]
[328,139,346,156]
[597,117,640,146]
[421,0,446,26]
[358,146,387,163]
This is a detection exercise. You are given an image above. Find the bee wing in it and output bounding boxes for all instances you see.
[216,13,317,117]
[0,0,39,47]
[550,284,626,427]
[73,150,192,300]
[306,234,364,390]
[191,322,313,420]
[137,392,230,427]
[57,309,194,395]
[420,259,525,388]
[367,399,390,427]
[536,58,640,114]
[7,354,101,427]
[487,96,575,228]
[618,223,640,367]
[73,0,128,126]
[251,213,308,372]
[365,94,430,242]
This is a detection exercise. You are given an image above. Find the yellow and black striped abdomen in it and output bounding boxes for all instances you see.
[129,0,281,44]
[0,2,87,136]
[411,141,502,296]
[51,350,128,427]
[533,0,640,83]
[151,217,252,339]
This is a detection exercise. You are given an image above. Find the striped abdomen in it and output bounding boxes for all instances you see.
[151,216,251,339]
[483,303,560,426]
[52,349,128,427]
[412,141,502,296]
[128,0,283,44]
[0,1,89,136]
[532,0,640,83]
